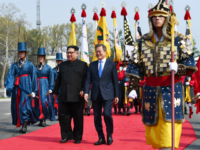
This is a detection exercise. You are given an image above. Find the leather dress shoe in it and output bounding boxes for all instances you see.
[94,137,106,145]
[107,135,113,145]
[75,140,81,144]
[60,137,73,143]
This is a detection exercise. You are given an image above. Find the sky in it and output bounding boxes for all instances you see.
[2,0,200,50]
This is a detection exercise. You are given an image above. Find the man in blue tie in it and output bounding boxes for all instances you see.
[84,44,119,145]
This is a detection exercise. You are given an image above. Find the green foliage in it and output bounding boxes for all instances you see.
[192,39,200,58]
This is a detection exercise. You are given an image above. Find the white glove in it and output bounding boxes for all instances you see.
[124,83,128,86]
[31,92,35,98]
[119,67,123,71]
[123,67,127,71]
[185,82,190,85]
[128,90,137,99]
[169,62,178,74]
[197,93,200,99]
[49,89,52,93]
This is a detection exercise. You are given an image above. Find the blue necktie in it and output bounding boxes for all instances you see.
[99,61,103,78]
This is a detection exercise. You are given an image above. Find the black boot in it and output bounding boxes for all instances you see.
[21,120,28,133]
[185,107,187,114]
[118,108,122,114]
[38,120,43,126]
[122,108,126,115]
[87,108,90,116]
[139,107,142,113]
[43,119,46,127]
[114,107,117,114]
[38,120,46,127]
[127,107,131,116]
[134,106,138,114]
[84,108,88,115]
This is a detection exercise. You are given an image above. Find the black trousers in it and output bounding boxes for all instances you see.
[92,92,113,139]
[58,101,84,141]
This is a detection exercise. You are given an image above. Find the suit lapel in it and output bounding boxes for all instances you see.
[101,59,109,79]
[95,61,99,78]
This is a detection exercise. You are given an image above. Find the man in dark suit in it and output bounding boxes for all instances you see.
[84,44,119,145]
[53,45,88,144]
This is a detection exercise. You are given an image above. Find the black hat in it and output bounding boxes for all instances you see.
[67,45,79,51]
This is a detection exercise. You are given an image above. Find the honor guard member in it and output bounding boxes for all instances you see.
[52,48,66,118]
[34,44,55,127]
[184,75,195,115]
[4,32,38,133]
[126,0,197,149]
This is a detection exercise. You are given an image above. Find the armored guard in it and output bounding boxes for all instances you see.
[126,0,197,149]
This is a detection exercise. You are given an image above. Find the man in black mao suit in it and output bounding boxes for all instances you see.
[53,45,88,144]
[84,44,119,145]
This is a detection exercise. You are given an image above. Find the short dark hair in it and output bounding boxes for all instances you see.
[95,44,107,51]
[67,45,79,51]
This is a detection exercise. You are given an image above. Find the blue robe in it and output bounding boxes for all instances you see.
[4,60,38,126]
[52,67,58,116]
[34,63,55,121]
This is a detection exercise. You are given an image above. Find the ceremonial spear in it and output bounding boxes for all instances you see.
[169,0,179,149]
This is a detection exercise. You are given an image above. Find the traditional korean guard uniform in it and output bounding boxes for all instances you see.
[4,42,38,133]
[52,51,66,117]
[34,47,55,126]
[126,0,197,149]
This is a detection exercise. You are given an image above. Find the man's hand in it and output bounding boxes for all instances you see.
[84,94,88,102]
[115,97,119,105]
[80,91,84,97]
[53,94,58,100]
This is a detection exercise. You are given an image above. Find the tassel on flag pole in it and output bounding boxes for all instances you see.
[148,3,153,18]
[80,4,90,64]
[184,5,193,47]
[111,6,122,63]
[134,7,142,41]
[69,8,76,46]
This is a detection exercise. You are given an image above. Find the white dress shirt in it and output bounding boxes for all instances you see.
[98,57,106,71]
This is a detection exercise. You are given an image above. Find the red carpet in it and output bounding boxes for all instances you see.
[0,110,197,150]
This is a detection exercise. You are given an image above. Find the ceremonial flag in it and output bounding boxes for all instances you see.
[69,9,76,46]
[80,8,90,64]
[111,10,122,62]
[92,8,99,62]
[121,6,134,61]
[94,7,111,58]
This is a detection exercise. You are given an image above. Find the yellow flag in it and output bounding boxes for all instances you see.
[94,16,111,58]
[113,18,122,62]
[68,22,76,46]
